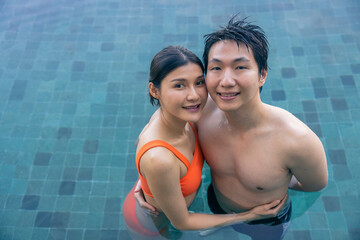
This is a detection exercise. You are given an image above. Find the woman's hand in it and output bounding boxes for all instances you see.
[134,179,159,217]
[248,194,288,221]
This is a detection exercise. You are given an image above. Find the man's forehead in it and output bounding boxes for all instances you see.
[208,40,253,59]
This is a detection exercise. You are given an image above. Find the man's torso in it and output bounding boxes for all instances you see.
[197,101,299,213]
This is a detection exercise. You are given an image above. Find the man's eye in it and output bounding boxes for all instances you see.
[210,67,221,71]
[236,66,246,70]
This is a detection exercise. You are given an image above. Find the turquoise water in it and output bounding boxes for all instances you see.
[0,0,359,239]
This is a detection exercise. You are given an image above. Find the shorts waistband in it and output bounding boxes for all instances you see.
[207,183,292,226]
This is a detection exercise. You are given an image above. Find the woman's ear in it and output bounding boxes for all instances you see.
[259,68,268,87]
[149,82,160,100]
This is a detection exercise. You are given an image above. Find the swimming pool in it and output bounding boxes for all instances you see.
[0,0,359,239]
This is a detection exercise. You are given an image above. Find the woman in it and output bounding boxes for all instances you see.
[122,46,284,239]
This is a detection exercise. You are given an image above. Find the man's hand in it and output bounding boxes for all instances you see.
[134,179,159,216]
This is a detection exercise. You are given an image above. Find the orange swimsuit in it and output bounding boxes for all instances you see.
[136,123,204,198]
[123,123,204,236]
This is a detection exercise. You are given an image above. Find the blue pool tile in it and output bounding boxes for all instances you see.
[85,213,103,228]
[332,165,352,181]
[281,67,296,78]
[83,140,99,154]
[48,229,66,240]
[327,212,347,230]
[348,229,360,240]
[350,63,360,73]
[77,168,93,181]
[344,211,360,232]
[57,127,72,139]
[328,149,347,164]
[100,230,120,240]
[104,197,121,212]
[21,195,40,210]
[9,80,27,101]
[72,61,86,72]
[340,75,356,86]
[271,90,286,101]
[34,212,52,227]
[55,196,73,212]
[5,195,22,210]
[314,88,329,98]
[31,228,49,240]
[83,230,101,240]
[305,113,319,123]
[102,213,120,229]
[101,42,114,51]
[59,181,76,195]
[62,167,78,181]
[309,212,328,229]
[37,195,57,212]
[66,229,83,240]
[68,212,87,228]
[50,212,70,228]
[292,230,311,240]
[26,181,44,195]
[322,196,341,212]
[34,152,52,166]
[292,47,304,56]
[310,230,331,240]
[331,98,348,111]
[72,197,90,212]
[302,100,317,112]
[45,60,60,70]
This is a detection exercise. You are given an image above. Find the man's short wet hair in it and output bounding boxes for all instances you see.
[203,15,269,76]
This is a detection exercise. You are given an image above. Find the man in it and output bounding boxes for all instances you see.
[196,16,328,238]
[135,16,328,239]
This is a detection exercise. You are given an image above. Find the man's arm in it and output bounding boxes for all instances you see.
[287,129,328,192]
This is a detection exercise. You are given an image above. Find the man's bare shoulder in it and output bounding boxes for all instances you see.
[266,104,324,159]
[267,104,311,137]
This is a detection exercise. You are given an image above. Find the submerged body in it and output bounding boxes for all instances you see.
[123,46,285,239]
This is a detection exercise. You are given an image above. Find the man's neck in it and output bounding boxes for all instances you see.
[223,101,267,133]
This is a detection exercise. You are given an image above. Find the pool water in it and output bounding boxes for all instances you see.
[0,0,359,239]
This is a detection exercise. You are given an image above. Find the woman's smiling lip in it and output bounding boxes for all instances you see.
[183,104,201,111]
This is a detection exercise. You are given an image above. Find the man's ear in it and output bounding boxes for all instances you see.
[259,68,268,87]
[149,82,160,99]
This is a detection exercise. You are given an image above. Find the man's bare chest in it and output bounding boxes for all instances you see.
[200,131,290,190]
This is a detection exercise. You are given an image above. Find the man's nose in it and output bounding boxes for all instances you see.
[220,69,236,87]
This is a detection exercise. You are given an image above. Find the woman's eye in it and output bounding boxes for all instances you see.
[196,80,205,86]
[175,84,183,88]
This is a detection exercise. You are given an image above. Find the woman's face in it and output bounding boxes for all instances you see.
[152,63,208,123]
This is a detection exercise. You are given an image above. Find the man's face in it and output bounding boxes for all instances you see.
[205,40,267,112]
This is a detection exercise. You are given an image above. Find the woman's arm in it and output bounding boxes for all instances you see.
[141,148,284,231]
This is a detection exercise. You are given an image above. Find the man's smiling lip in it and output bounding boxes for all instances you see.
[217,92,240,100]
[217,92,240,97]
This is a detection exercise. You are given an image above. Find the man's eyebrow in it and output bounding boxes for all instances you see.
[209,57,250,63]
[233,57,250,63]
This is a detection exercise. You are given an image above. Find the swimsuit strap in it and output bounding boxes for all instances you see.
[136,140,191,172]
[188,122,198,138]
[136,122,197,176]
